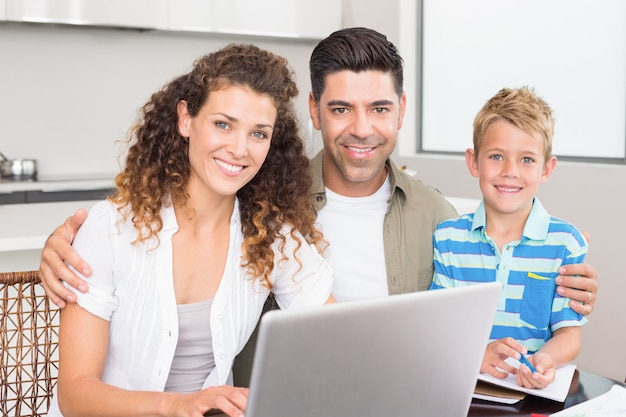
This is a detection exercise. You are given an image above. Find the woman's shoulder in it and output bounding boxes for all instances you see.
[84,199,119,221]
[80,199,133,235]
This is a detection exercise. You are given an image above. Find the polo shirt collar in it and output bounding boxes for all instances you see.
[471,197,550,240]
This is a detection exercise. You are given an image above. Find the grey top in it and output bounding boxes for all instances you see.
[165,298,215,393]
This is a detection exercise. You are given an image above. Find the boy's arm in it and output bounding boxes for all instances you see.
[516,326,581,389]
[536,326,582,369]
[39,209,91,308]
[430,235,455,290]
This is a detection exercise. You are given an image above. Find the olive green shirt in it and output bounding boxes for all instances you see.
[309,151,458,293]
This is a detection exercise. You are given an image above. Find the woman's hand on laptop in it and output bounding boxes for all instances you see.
[480,337,527,379]
[169,385,248,417]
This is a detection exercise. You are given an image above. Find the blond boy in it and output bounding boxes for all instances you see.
[430,87,587,389]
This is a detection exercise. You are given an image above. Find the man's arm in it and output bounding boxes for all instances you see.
[556,263,598,316]
[38,209,91,308]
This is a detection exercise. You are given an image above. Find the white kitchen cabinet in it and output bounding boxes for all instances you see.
[5,0,168,29]
[168,0,342,40]
[3,0,342,39]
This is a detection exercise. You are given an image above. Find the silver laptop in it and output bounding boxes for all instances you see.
[245,282,502,417]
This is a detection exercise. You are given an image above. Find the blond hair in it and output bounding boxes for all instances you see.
[472,86,554,161]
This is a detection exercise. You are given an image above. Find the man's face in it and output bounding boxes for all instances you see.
[309,70,406,197]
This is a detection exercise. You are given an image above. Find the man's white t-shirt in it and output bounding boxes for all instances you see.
[315,175,391,302]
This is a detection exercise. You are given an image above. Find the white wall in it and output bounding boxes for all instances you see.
[0,23,317,178]
[420,0,626,159]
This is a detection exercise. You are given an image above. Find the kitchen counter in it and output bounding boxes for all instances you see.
[0,176,116,205]
[0,200,99,272]
[0,176,114,193]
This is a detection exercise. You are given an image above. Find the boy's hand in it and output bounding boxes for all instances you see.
[481,337,526,379]
[516,351,555,389]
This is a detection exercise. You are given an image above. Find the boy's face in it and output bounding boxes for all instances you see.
[465,120,556,218]
[308,70,406,197]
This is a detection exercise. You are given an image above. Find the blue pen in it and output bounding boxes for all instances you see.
[518,353,537,373]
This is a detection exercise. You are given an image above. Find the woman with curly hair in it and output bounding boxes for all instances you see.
[48,44,333,417]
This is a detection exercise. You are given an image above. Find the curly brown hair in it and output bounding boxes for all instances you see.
[110,43,322,288]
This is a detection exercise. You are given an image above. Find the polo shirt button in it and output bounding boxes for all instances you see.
[316,195,323,202]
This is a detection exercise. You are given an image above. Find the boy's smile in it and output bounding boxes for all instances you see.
[466,120,556,220]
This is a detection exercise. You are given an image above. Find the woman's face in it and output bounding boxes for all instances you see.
[177,85,277,200]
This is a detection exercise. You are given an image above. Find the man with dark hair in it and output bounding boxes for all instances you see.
[308,27,457,301]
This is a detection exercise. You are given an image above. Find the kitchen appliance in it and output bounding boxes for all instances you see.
[0,153,38,180]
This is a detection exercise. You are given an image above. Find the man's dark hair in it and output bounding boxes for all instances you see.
[309,27,404,103]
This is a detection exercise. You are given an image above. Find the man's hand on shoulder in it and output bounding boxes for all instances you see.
[39,209,90,308]
[556,263,598,316]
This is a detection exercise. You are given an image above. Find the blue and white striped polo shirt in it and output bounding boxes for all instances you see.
[429,198,588,353]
